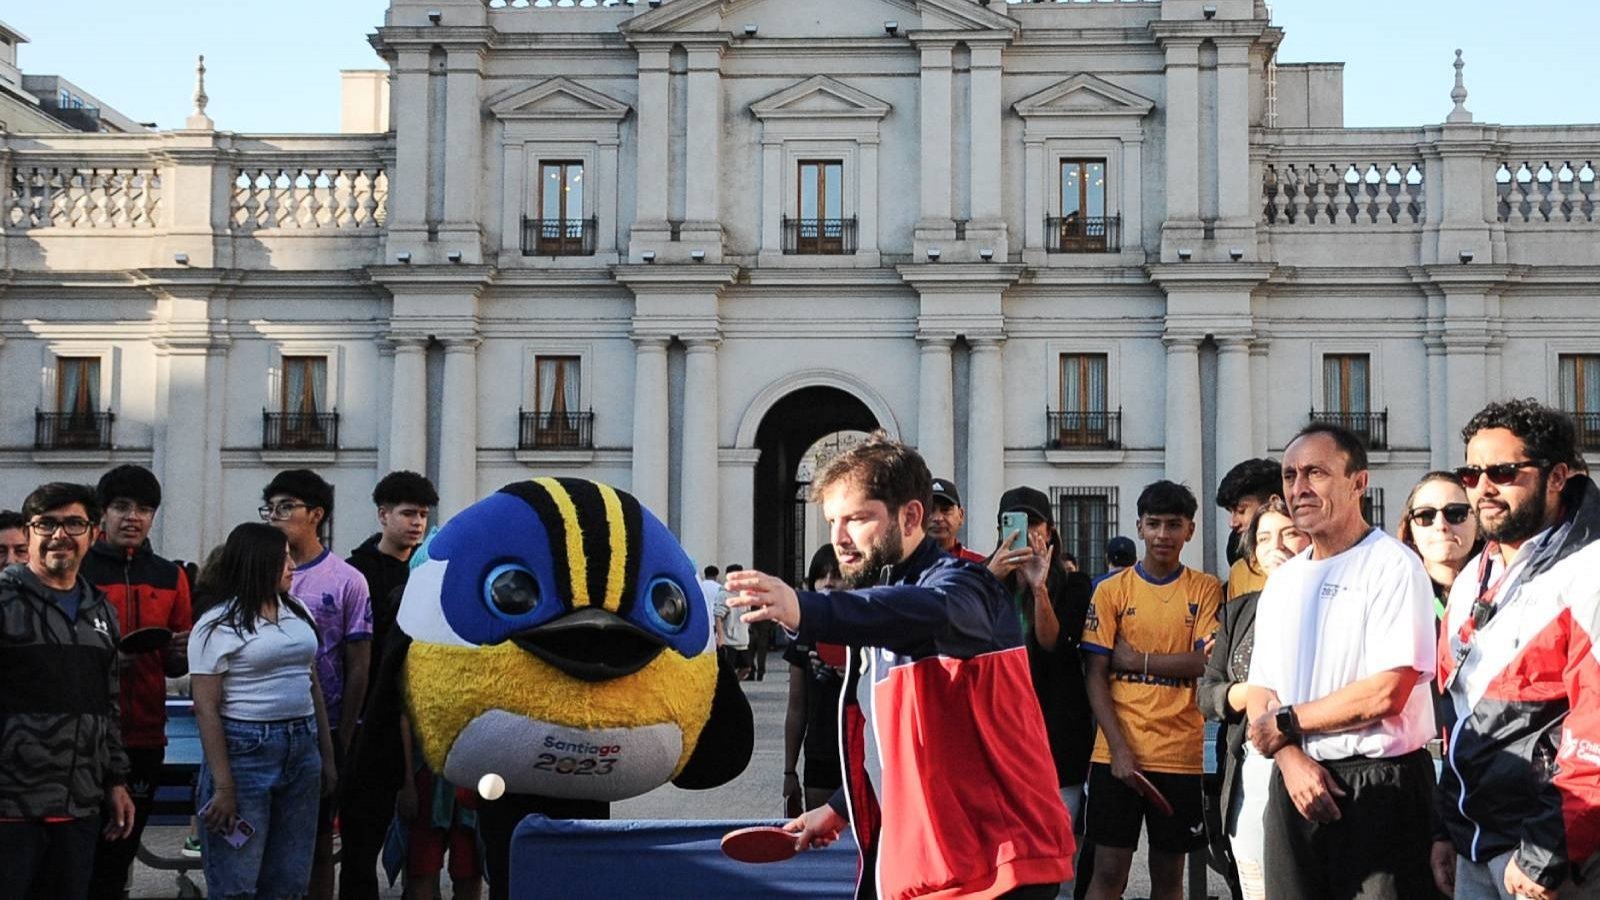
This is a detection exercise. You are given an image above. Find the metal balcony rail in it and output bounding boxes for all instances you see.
[262,411,340,451]
[1308,409,1389,450]
[1045,215,1120,253]
[35,410,114,450]
[1047,409,1121,449]
[522,217,597,257]
[781,216,858,255]
[1573,411,1600,452]
[519,410,595,450]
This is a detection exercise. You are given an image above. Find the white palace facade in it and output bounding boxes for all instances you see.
[3,0,1598,580]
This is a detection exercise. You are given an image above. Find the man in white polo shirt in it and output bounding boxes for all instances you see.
[1245,422,1438,899]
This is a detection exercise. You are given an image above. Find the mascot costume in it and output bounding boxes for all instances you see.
[353,477,754,899]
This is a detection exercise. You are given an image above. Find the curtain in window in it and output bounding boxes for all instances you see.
[538,358,579,418]
[1563,356,1600,413]
[59,358,99,417]
[1561,356,1578,410]
[1348,358,1369,414]
[283,358,325,417]
[1061,355,1107,413]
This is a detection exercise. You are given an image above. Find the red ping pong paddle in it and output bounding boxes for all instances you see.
[1129,770,1175,818]
[721,825,800,863]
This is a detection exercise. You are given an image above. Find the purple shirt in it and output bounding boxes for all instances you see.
[290,549,372,730]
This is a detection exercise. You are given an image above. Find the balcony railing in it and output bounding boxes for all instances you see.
[263,411,340,451]
[1047,409,1121,449]
[519,410,594,450]
[781,217,858,255]
[35,410,114,450]
[1045,215,1120,253]
[522,217,597,257]
[1309,409,1389,450]
[1573,411,1600,453]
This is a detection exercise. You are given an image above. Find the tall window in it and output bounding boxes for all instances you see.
[57,357,101,420]
[1057,159,1109,251]
[1560,354,1600,450]
[531,355,583,448]
[1053,354,1115,447]
[282,356,327,418]
[796,160,846,254]
[536,161,586,255]
[1323,354,1370,414]
[1055,487,1119,577]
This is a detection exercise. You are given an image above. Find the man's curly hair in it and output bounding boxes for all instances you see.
[1461,398,1579,468]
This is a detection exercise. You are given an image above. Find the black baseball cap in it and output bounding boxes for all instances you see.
[1106,536,1138,568]
[998,486,1053,529]
[930,478,962,507]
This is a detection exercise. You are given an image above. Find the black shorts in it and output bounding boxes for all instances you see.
[1084,763,1205,853]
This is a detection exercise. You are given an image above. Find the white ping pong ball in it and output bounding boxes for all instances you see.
[478,773,506,801]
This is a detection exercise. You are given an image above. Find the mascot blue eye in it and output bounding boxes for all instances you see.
[644,577,689,633]
[484,564,541,618]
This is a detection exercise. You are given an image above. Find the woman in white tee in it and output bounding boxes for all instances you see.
[187,523,336,899]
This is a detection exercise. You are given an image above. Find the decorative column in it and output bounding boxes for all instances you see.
[149,282,228,564]
[679,337,721,569]
[630,336,671,517]
[683,46,725,243]
[916,42,955,233]
[967,44,1005,231]
[1215,40,1253,231]
[441,46,486,259]
[629,47,672,253]
[1157,36,1202,258]
[1215,334,1255,563]
[916,334,955,479]
[1163,333,1205,568]
[438,337,481,522]
[387,337,429,475]
[967,337,1007,541]
[386,48,432,250]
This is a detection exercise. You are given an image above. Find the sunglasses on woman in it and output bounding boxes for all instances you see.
[1452,460,1548,489]
[1406,503,1471,527]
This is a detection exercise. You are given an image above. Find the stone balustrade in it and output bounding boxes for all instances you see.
[231,165,388,232]
[1497,160,1598,224]
[6,165,162,229]
[1257,129,1428,227]
[0,131,391,270]
[480,0,1157,9]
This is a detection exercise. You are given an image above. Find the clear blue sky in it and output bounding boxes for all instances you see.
[8,1,1596,133]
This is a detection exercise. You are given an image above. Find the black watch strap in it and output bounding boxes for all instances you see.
[1277,704,1301,739]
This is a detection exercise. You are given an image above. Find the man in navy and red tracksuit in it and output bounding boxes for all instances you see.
[1433,399,1600,900]
[81,465,192,899]
[730,435,1075,899]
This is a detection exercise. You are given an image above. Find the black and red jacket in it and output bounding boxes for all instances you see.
[1438,475,1600,889]
[81,540,192,749]
[794,537,1075,899]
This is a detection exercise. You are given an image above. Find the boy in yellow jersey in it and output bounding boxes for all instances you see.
[1081,480,1222,900]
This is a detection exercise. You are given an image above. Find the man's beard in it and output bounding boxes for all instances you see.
[839,528,906,589]
[42,543,79,576]
[1480,477,1550,544]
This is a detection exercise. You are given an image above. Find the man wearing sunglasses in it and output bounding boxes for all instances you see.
[0,482,135,898]
[1433,399,1600,900]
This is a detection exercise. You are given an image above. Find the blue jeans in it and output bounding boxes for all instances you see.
[197,716,321,900]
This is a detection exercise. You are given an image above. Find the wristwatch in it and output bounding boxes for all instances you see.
[1275,705,1301,741]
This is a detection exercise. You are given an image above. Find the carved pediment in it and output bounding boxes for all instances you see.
[489,77,631,121]
[751,75,891,121]
[1013,74,1155,119]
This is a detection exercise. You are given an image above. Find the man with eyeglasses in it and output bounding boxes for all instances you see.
[80,465,193,899]
[262,469,371,900]
[1245,422,1438,900]
[0,482,135,898]
[1432,399,1600,900]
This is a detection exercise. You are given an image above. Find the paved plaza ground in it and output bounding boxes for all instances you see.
[129,653,1226,898]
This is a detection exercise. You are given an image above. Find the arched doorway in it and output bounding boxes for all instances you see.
[751,386,880,584]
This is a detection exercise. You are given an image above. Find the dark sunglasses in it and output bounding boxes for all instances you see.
[1407,503,1471,527]
[1453,460,1548,489]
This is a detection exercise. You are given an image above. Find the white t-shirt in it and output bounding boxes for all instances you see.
[1247,529,1436,761]
[188,599,319,722]
[699,579,721,618]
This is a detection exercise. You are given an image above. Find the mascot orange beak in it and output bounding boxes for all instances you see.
[511,607,668,683]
